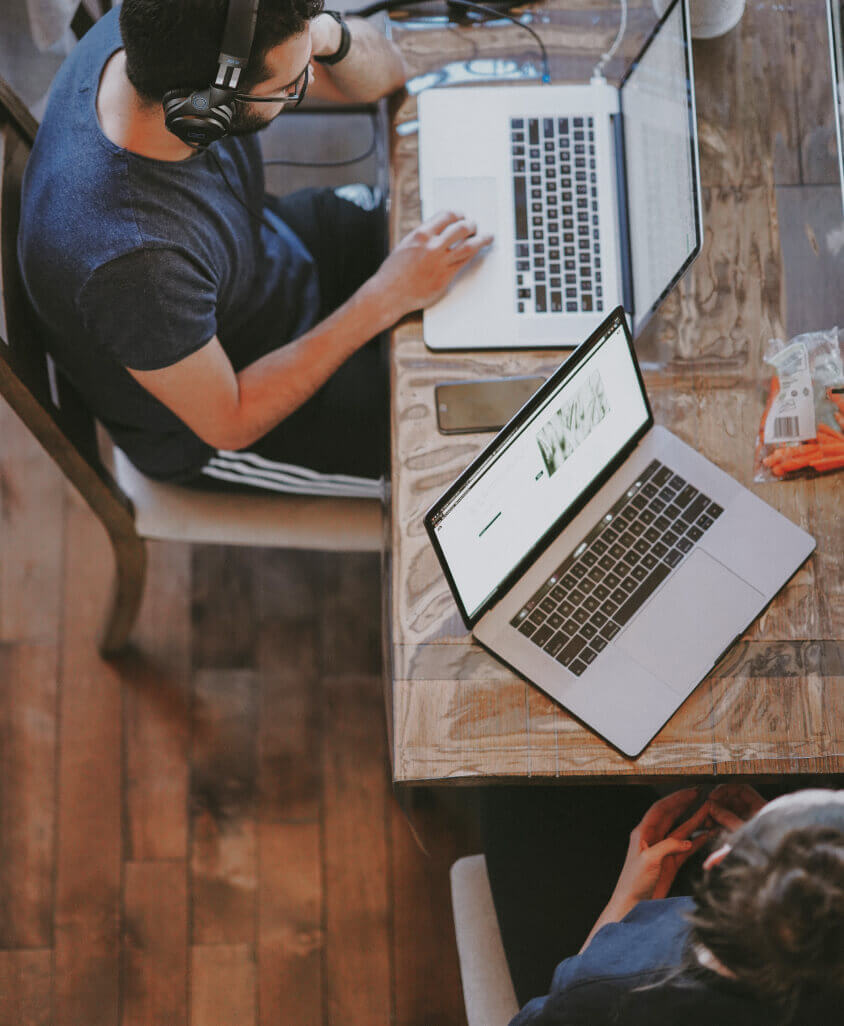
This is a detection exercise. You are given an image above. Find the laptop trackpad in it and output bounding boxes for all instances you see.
[432,177,498,237]
[618,550,763,697]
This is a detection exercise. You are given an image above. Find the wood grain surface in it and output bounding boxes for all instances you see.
[53,492,123,1026]
[0,516,474,1022]
[0,396,64,644]
[122,861,188,1026]
[190,669,259,945]
[387,0,844,781]
[190,945,256,1026]
[0,951,51,1026]
[322,675,392,1026]
[123,541,191,861]
[255,567,322,1026]
[0,644,57,949]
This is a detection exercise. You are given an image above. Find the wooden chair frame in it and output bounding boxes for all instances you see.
[0,77,147,656]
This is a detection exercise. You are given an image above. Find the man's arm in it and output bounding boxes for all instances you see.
[127,211,492,451]
[127,280,391,452]
[305,14,407,103]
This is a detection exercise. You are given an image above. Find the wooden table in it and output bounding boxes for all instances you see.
[385,0,843,783]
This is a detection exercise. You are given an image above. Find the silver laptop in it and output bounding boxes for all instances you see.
[424,309,815,756]
[418,0,702,350]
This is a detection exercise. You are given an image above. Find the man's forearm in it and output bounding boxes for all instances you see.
[227,274,398,450]
[316,16,406,101]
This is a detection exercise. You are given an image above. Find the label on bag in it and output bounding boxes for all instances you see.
[764,342,816,444]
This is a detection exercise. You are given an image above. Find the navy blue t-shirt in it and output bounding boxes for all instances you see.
[18,8,320,480]
[510,898,838,1026]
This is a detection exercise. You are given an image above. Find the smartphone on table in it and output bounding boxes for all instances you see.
[435,375,546,434]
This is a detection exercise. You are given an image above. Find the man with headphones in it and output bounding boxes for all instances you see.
[19,1,491,492]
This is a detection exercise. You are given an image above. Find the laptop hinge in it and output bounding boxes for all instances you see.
[611,111,635,320]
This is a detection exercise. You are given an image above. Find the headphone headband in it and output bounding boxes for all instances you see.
[215,0,260,90]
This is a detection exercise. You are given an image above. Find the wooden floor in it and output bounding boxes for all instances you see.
[0,400,479,1026]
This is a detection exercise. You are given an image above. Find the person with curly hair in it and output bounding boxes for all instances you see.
[481,784,842,1025]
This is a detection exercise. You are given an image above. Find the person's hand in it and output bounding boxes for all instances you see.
[605,788,714,921]
[372,210,494,320]
[708,782,767,832]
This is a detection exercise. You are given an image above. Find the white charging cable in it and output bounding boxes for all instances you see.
[592,0,628,82]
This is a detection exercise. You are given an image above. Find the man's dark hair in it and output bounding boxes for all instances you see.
[687,823,844,1019]
[120,0,325,104]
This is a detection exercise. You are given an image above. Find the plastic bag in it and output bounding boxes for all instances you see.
[753,327,844,481]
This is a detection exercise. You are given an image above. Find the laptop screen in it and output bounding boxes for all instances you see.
[621,0,701,330]
[427,313,651,623]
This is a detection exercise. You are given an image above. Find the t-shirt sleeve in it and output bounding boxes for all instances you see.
[77,247,218,371]
[509,996,563,1025]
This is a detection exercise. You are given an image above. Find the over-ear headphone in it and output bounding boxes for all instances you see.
[163,0,260,148]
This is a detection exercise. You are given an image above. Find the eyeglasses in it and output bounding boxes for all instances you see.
[233,64,310,109]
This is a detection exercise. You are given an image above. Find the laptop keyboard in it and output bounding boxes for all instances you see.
[510,460,724,677]
[510,116,603,317]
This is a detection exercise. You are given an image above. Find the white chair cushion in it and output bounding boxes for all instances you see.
[102,438,384,552]
[450,854,520,1026]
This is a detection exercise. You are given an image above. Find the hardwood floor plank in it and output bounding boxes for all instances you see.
[0,401,64,644]
[123,541,191,860]
[319,673,393,1026]
[122,861,188,1026]
[191,547,260,670]
[191,669,258,945]
[0,949,51,1026]
[253,549,323,630]
[53,491,123,1026]
[391,790,479,1026]
[0,643,57,948]
[322,674,391,1026]
[256,608,321,819]
[258,821,322,1026]
[257,610,322,1026]
[319,552,382,677]
[191,944,256,1026]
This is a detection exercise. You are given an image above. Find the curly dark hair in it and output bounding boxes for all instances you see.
[120,0,324,104]
[687,824,844,1017]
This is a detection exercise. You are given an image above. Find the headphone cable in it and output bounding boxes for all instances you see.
[208,148,281,232]
[209,127,380,242]
[350,0,551,84]
[263,112,378,167]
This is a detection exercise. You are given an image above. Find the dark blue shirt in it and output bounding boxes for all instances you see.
[511,897,838,1026]
[18,8,320,480]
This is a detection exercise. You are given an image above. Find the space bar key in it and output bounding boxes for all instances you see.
[613,562,671,626]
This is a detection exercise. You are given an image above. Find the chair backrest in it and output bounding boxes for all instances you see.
[0,75,135,534]
[450,854,520,1026]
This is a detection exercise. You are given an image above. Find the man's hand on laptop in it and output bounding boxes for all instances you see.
[374,210,493,319]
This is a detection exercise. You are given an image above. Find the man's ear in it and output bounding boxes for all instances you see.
[703,844,731,871]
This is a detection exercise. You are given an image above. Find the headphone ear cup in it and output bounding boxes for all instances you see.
[162,89,234,147]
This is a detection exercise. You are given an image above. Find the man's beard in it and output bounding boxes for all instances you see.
[226,103,279,136]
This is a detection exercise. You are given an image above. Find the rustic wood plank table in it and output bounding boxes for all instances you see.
[385,0,843,783]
